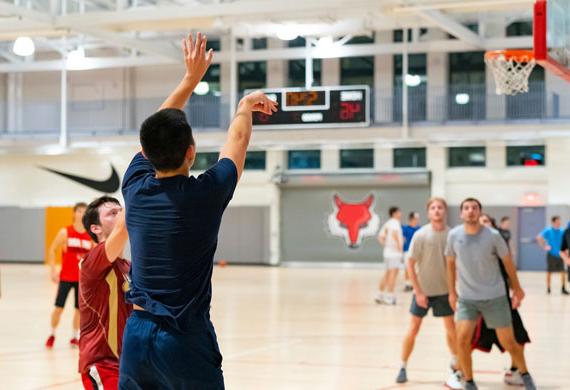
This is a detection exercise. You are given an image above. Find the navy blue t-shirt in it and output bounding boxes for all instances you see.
[122,152,237,333]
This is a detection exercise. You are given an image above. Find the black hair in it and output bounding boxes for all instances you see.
[73,202,87,212]
[460,197,482,211]
[552,215,561,223]
[500,216,510,223]
[389,207,400,217]
[140,108,195,172]
[408,211,419,220]
[83,196,121,243]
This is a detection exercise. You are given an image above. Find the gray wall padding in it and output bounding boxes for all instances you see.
[281,185,430,263]
[216,206,271,264]
[0,207,45,262]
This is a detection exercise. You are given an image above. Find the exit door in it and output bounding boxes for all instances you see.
[517,207,546,271]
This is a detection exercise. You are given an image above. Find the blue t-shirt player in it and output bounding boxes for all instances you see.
[119,32,278,389]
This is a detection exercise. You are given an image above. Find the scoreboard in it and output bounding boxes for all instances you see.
[250,86,370,129]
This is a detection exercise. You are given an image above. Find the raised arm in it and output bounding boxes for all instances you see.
[47,228,67,283]
[104,209,128,263]
[219,91,277,181]
[159,32,213,111]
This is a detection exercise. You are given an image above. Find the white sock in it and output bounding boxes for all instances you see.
[450,355,458,369]
[401,361,407,369]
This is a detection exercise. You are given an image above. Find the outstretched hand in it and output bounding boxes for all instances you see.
[182,32,214,82]
[241,90,278,115]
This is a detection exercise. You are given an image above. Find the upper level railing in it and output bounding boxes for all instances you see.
[0,82,568,137]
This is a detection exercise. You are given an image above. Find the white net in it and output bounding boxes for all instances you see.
[485,52,536,96]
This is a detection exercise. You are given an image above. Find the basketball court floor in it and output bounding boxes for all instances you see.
[1,264,568,389]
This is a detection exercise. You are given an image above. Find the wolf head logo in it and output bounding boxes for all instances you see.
[328,194,380,249]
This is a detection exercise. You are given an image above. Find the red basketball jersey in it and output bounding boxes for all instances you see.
[60,225,92,282]
[78,243,131,374]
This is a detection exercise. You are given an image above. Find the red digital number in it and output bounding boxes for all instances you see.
[340,102,361,120]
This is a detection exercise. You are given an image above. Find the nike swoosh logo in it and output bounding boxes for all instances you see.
[39,164,120,193]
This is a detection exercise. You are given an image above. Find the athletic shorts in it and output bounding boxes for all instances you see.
[119,311,224,390]
[82,362,118,390]
[384,255,403,270]
[547,254,564,272]
[410,294,454,318]
[54,281,78,309]
[472,308,530,353]
[456,296,512,329]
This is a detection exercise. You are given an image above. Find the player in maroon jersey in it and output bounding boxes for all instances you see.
[46,202,92,348]
[79,196,130,389]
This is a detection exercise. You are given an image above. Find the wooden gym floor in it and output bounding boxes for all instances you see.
[0,264,568,389]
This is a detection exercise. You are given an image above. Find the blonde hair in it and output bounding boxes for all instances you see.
[426,197,448,210]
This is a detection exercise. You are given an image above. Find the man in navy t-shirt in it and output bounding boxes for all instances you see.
[119,32,277,389]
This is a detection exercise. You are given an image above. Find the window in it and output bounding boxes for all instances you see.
[193,152,219,171]
[244,151,266,170]
[341,57,374,87]
[208,40,221,51]
[448,51,486,120]
[393,29,428,42]
[201,64,220,95]
[288,59,322,87]
[252,38,267,50]
[288,150,321,170]
[394,148,426,168]
[506,21,533,37]
[340,149,374,169]
[447,24,478,40]
[448,147,486,167]
[506,145,545,167]
[394,54,427,121]
[238,61,266,92]
[347,35,375,45]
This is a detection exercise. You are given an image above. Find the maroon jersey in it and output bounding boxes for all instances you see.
[78,243,131,374]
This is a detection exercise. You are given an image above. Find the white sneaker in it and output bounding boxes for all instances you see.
[445,370,463,390]
[504,369,524,386]
[374,293,384,304]
[382,295,397,305]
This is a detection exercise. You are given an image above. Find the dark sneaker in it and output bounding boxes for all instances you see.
[396,367,407,383]
[464,380,478,390]
[562,288,569,295]
[521,373,537,390]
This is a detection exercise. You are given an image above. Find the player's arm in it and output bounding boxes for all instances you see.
[159,32,213,111]
[407,257,427,308]
[392,230,403,252]
[219,91,277,181]
[446,255,457,311]
[47,228,67,283]
[536,233,550,251]
[104,209,128,263]
[499,252,525,308]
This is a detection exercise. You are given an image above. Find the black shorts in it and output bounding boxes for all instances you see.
[547,254,564,272]
[54,281,79,309]
[410,294,454,318]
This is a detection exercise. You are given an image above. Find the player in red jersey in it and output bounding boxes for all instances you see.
[46,202,92,348]
[79,196,130,390]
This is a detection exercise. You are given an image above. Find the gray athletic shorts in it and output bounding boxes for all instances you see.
[456,296,512,329]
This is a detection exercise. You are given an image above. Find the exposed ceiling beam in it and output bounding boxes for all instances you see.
[74,27,181,60]
[0,49,23,63]
[391,0,533,13]
[416,9,483,48]
[0,36,533,73]
[0,2,180,60]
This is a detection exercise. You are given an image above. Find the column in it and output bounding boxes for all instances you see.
[374,31,393,123]
[267,38,287,88]
[427,29,448,122]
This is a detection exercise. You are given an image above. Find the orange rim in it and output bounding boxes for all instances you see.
[484,49,534,61]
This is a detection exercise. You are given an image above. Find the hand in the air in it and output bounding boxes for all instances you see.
[242,90,278,115]
[182,32,214,82]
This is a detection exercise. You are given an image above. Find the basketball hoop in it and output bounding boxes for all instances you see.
[485,50,536,96]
